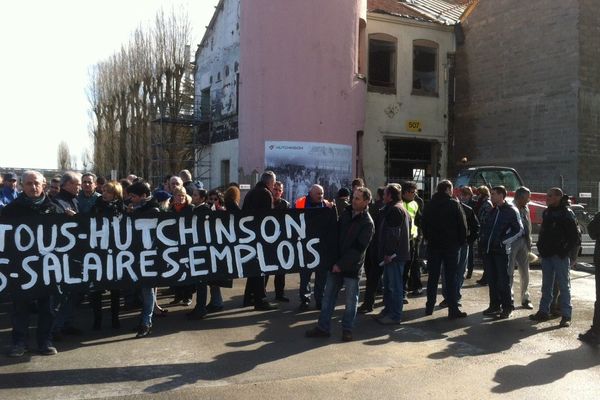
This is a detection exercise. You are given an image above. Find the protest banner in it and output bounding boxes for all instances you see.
[0,208,338,297]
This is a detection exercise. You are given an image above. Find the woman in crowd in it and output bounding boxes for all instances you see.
[89,181,125,330]
[169,186,195,306]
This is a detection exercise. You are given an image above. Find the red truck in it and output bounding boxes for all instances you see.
[454,166,551,228]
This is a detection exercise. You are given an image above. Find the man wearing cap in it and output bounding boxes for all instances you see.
[0,171,19,210]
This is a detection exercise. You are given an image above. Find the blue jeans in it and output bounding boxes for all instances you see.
[539,255,572,318]
[194,283,223,314]
[382,261,405,320]
[442,244,469,301]
[11,295,55,348]
[140,287,155,326]
[484,252,512,310]
[427,247,460,311]
[317,273,359,332]
[299,267,327,306]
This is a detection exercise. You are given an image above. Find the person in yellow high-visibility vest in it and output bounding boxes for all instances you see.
[401,181,423,298]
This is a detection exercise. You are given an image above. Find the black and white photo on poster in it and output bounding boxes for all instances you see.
[265,141,353,202]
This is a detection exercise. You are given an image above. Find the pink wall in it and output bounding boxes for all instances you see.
[239,0,367,177]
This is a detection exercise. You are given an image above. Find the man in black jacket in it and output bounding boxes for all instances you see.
[3,170,60,357]
[580,211,600,345]
[374,183,411,325]
[530,188,580,328]
[242,171,278,311]
[306,187,374,341]
[422,180,468,319]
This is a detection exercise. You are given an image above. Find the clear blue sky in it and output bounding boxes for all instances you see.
[0,0,219,170]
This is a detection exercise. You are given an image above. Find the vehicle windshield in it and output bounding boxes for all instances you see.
[456,168,522,191]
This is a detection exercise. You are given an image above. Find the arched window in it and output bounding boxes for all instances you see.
[412,39,439,96]
[368,33,397,93]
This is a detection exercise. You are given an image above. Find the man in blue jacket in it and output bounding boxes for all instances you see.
[480,186,523,319]
[0,171,19,211]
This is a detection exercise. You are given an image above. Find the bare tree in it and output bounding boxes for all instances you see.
[57,141,72,170]
[81,149,93,172]
[88,7,195,183]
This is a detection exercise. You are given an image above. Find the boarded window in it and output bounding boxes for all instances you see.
[368,34,397,93]
[412,40,438,96]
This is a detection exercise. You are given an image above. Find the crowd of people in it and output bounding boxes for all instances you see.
[0,168,599,359]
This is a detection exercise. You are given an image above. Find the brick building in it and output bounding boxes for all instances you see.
[453,0,600,206]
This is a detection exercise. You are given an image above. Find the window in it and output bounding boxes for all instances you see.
[200,88,211,120]
[221,160,230,186]
[412,40,438,96]
[368,34,397,93]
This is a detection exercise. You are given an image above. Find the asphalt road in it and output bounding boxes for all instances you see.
[0,267,598,400]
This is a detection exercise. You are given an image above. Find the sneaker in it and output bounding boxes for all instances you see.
[375,315,401,325]
[254,301,278,311]
[357,304,373,314]
[38,345,58,356]
[61,326,83,336]
[186,310,207,320]
[425,306,434,316]
[183,299,193,307]
[476,279,488,286]
[439,299,448,308]
[559,317,571,328]
[497,309,512,320]
[135,324,151,338]
[483,307,501,316]
[578,330,600,346]
[521,300,534,310]
[341,330,353,342]
[448,310,468,319]
[529,311,550,322]
[206,304,224,313]
[305,326,330,338]
[7,344,26,358]
[408,288,423,297]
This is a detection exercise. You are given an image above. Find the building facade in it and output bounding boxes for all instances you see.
[364,0,466,192]
[453,0,600,206]
[194,0,471,197]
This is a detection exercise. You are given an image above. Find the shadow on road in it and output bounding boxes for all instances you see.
[491,344,600,393]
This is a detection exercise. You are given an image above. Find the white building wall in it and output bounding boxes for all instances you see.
[210,139,239,189]
[364,14,456,187]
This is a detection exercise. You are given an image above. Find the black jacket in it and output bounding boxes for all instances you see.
[335,208,374,278]
[377,201,411,262]
[1,193,60,217]
[242,182,273,211]
[422,192,467,250]
[462,203,480,245]
[91,198,125,218]
[587,212,600,266]
[52,189,79,214]
[537,205,580,259]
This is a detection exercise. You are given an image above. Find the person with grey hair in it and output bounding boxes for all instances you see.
[52,171,81,216]
[241,170,278,311]
[3,170,60,357]
[179,169,195,196]
[51,171,84,340]
[295,183,334,310]
[510,186,534,309]
[77,172,101,214]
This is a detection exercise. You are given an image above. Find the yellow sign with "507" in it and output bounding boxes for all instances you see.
[406,120,422,132]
